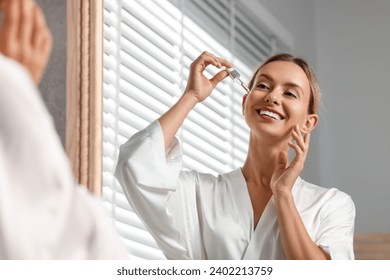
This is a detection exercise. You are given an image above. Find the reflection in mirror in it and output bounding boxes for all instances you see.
[102,0,291,259]
[101,0,390,260]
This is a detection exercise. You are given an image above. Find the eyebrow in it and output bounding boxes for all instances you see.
[255,73,305,95]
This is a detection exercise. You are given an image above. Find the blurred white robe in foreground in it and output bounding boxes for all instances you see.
[0,54,127,259]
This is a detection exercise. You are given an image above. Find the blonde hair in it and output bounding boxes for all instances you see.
[248,53,320,115]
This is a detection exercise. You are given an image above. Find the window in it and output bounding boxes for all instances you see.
[102,0,292,259]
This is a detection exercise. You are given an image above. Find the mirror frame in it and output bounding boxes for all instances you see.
[66,0,103,195]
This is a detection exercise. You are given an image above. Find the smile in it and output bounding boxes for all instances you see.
[256,109,284,120]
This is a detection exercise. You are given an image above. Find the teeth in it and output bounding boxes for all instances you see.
[258,110,282,120]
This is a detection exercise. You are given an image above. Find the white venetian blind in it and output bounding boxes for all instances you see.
[102,0,291,259]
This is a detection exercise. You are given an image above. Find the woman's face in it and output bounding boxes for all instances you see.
[242,60,318,141]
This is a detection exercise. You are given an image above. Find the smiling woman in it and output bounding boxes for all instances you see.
[63,0,357,261]
[100,0,294,259]
[67,1,354,259]
[63,0,390,261]
[114,51,355,260]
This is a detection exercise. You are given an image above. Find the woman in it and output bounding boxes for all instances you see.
[115,51,355,260]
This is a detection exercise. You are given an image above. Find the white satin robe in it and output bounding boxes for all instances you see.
[0,54,127,259]
[115,120,355,260]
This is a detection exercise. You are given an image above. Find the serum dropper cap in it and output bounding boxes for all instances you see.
[226,68,250,93]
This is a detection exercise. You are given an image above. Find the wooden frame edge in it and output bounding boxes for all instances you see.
[66,0,103,195]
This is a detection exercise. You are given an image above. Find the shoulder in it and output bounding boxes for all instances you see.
[294,178,355,215]
[178,168,239,189]
[296,178,353,201]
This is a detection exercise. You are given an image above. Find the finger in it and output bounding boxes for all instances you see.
[295,126,311,154]
[41,30,53,57]
[215,56,233,68]
[288,128,311,171]
[304,131,311,146]
[287,141,305,171]
[19,0,33,45]
[288,127,305,159]
[291,127,305,153]
[2,0,19,39]
[288,140,302,155]
[192,51,231,71]
[32,3,47,48]
[34,32,52,82]
[194,51,219,66]
[209,69,230,87]
[276,150,288,170]
[0,0,19,57]
[288,141,305,164]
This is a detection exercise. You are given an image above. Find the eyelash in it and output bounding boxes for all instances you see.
[285,91,297,99]
[255,83,298,99]
[256,83,269,90]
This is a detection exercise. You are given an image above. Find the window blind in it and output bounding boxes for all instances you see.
[103,0,291,259]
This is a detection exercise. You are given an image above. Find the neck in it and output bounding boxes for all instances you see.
[241,133,289,189]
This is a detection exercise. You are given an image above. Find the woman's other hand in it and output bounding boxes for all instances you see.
[0,0,52,85]
[271,125,310,197]
[184,51,232,103]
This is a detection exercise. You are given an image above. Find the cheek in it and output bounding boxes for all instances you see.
[286,103,308,121]
[242,95,254,114]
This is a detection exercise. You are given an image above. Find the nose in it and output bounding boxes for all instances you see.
[264,90,280,105]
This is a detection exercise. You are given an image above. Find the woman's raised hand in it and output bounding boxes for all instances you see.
[0,0,52,85]
[271,125,310,197]
[158,52,232,148]
[184,51,232,103]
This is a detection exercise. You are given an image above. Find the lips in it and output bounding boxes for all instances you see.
[255,108,284,120]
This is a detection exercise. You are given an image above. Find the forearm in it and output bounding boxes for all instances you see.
[274,192,330,260]
[114,121,191,259]
[158,93,198,148]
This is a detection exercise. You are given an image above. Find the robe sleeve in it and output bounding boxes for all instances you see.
[115,120,202,259]
[315,191,356,260]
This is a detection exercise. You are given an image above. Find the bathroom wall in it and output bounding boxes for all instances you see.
[315,0,390,232]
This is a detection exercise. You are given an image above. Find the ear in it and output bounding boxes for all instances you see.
[242,94,248,115]
[301,114,318,134]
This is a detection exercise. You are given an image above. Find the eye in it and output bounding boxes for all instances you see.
[255,83,269,90]
[284,91,297,99]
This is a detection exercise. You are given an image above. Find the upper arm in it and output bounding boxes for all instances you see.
[316,192,356,260]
